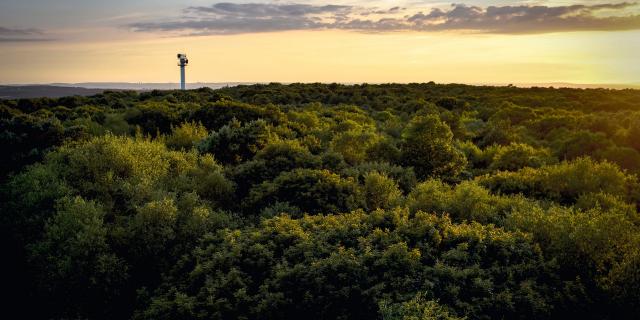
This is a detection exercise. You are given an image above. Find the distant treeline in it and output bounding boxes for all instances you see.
[0,85,109,99]
[1,83,640,319]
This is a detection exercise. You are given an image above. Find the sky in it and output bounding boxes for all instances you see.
[0,0,639,85]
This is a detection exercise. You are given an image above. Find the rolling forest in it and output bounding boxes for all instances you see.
[3,82,640,319]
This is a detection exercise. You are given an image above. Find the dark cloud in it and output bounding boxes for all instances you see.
[187,3,352,17]
[0,27,43,36]
[0,38,54,42]
[128,2,640,35]
[409,2,640,33]
[0,26,51,42]
[131,3,346,35]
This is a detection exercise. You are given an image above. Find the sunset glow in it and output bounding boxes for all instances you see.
[1,1,639,85]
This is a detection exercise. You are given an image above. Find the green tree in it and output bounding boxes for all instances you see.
[400,115,467,180]
[331,127,381,165]
[199,118,274,165]
[166,121,208,150]
[246,169,364,215]
[363,171,403,210]
[29,197,129,318]
[137,209,554,320]
[379,293,464,320]
[478,157,639,205]
[488,143,556,171]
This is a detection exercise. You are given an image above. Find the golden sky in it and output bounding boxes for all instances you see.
[1,1,639,85]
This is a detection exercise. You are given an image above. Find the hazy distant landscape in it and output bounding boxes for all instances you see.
[0,83,253,99]
[49,82,255,90]
[3,82,639,100]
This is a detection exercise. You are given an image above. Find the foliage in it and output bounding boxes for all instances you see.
[380,293,464,320]
[2,83,640,319]
[363,171,403,210]
[246,168,364,215]
[166,121,208,150]
[406,179,531,224]
[477,157,639,205]
[136,209,554,320]
[400,115,467,180]
[199,118,274,164]
[488,143,556,171]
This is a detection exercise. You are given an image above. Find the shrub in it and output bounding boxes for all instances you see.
[400,115,467,180]
[166,121,208,150]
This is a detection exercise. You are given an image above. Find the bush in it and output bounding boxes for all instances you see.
[400,115,467,180]
[330,128,381,165]
[477,157,639,205]
[166,122,208,150]
[246,169,364,215]
[29,197,128,318]
[198,118,274,165]
[137,209,554,320]
[363,172,403,210]
[379,293,463,320]
[488,143,556,171]
[406,179,532,224]
[6,135,236,319]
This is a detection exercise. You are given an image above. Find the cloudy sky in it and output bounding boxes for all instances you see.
[1,0,639,85]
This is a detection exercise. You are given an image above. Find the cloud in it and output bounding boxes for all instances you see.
[0,26,52,42]
[128,2,640,35]
[409,2,640,33]
[187,3,352,17]
[130,2,356,35]
[0,27,43,36]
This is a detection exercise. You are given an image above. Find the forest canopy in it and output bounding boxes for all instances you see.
[2,83,640,319]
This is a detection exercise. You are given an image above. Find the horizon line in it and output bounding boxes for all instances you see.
[2,81,639,90]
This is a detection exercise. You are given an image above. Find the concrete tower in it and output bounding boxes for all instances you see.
[177,53,188,90]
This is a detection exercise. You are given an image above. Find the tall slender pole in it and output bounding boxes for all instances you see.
[180,64,186,90]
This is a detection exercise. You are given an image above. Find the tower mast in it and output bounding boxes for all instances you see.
[177,53,188,90]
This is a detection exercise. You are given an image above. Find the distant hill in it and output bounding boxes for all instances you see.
[51,82,255,90]
[0,85,109,99]
[0,83,255,99]
[2,82,638,100]
[482,82,640,90]
[51,82,640,90]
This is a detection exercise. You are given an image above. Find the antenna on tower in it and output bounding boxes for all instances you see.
[177,53,188,90]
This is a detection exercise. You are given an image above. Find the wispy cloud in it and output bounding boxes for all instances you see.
[128,2,640,35]
[0,26,52,42]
